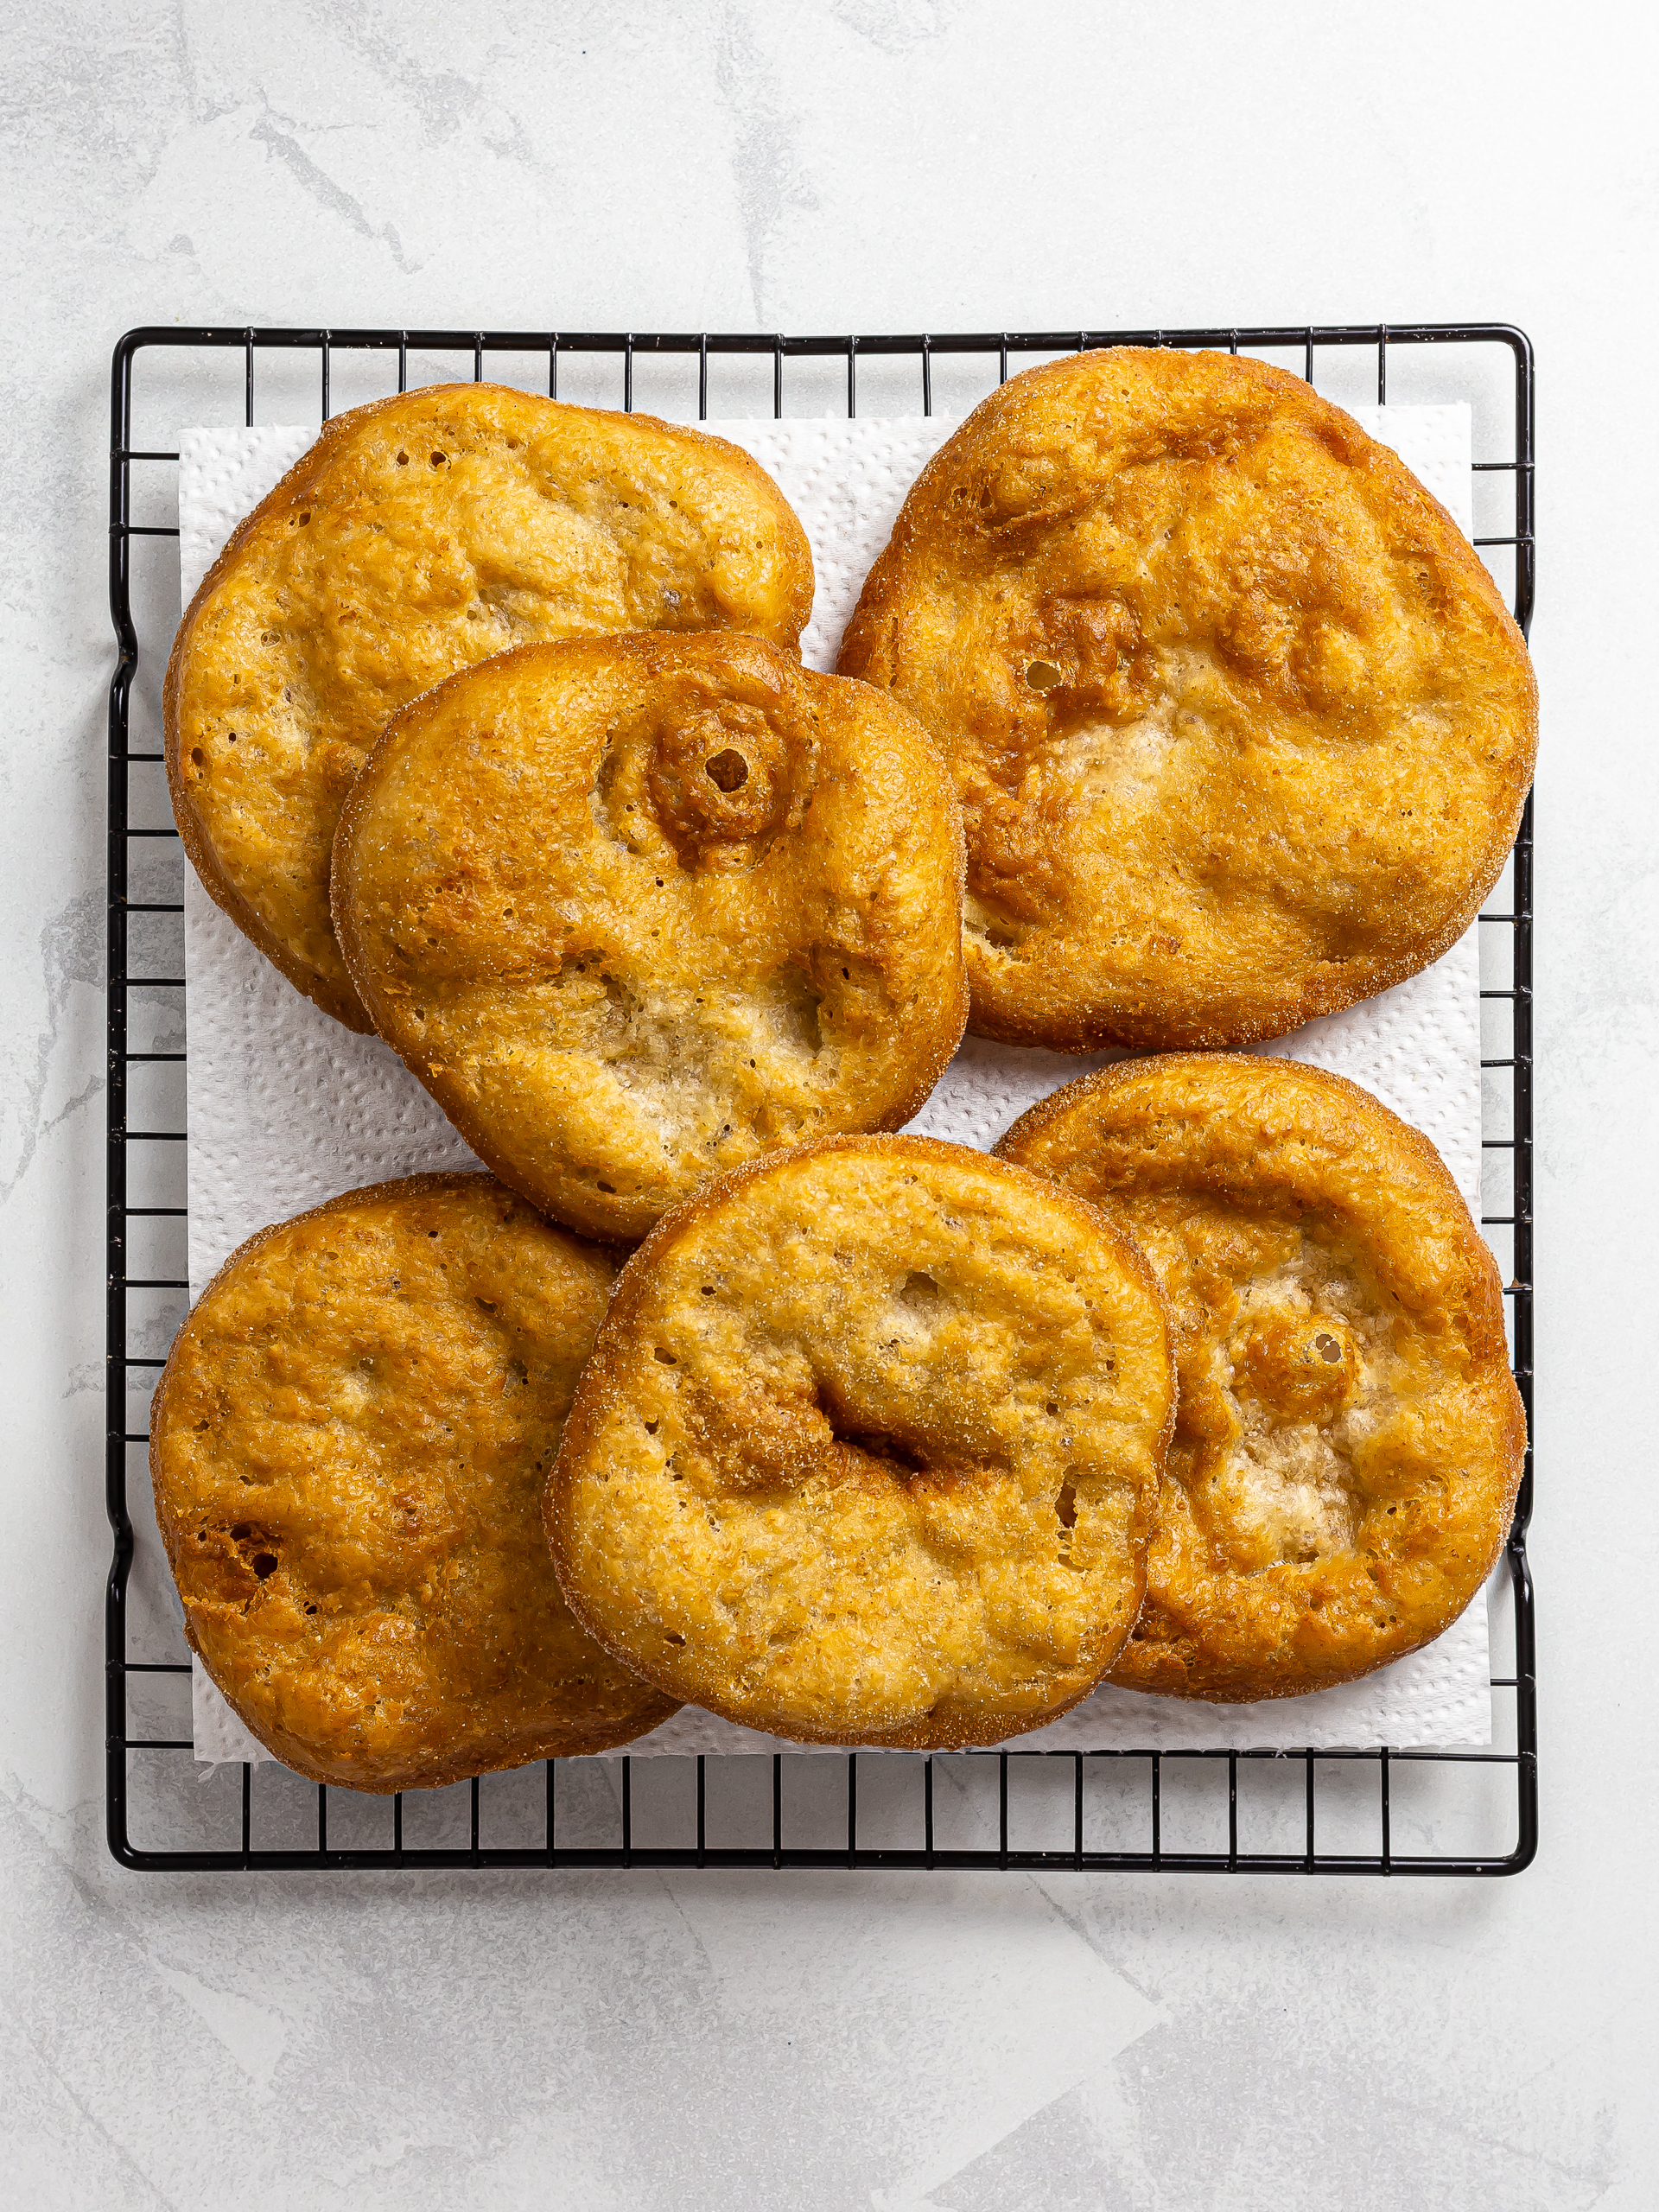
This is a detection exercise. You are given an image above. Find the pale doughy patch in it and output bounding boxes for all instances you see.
[333,634,969,1241]
[998,1055,1524,1701]
[840,347,1537,1052]
[547,1136,1176,1748]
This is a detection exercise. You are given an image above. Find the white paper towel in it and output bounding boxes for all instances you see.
[178,401,1493,1764]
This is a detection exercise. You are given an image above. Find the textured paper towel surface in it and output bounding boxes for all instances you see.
[189,1591,1492,1762]
[179,404,1491,1763]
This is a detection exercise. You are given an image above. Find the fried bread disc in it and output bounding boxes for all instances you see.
[997,1056,1525,1700]
[165,385,814,1031]
[547,1136,1175,1748]
[839,347,1538,1051]
[333,633,969,1242]
[149,1174,677,1789]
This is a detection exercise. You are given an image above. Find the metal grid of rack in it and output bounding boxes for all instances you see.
[106,321,1535,1874]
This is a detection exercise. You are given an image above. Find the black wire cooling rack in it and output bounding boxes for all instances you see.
[106,321,1535,1875]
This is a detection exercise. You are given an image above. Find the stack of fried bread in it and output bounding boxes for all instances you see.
[154,355,1535,1786]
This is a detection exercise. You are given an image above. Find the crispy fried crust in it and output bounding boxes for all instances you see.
[149,1174,677,1789]
[165,385,815,1030]
[997,1057,1526,1700]
[333,633,969,1241]
[839,347,1538,1052]
[547,1135,1176,1748]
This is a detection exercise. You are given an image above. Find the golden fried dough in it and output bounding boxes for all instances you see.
[839,347,1538,1051]
[997,1056,1525,1700]
[149,1174,677,1789]
[547,1136,1174,1747]
[333,633,969,1242]
[166,385,814,1030]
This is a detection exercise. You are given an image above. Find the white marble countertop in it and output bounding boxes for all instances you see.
[3,4,1655,2206]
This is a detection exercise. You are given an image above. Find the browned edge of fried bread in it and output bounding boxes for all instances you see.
[997,1053,1528,1698]
[838,348,1539,1052]
[327,639,971,1240]
[162,385,817,1033]
[148,1171,675,1786]
[543,1132,1177,1747]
